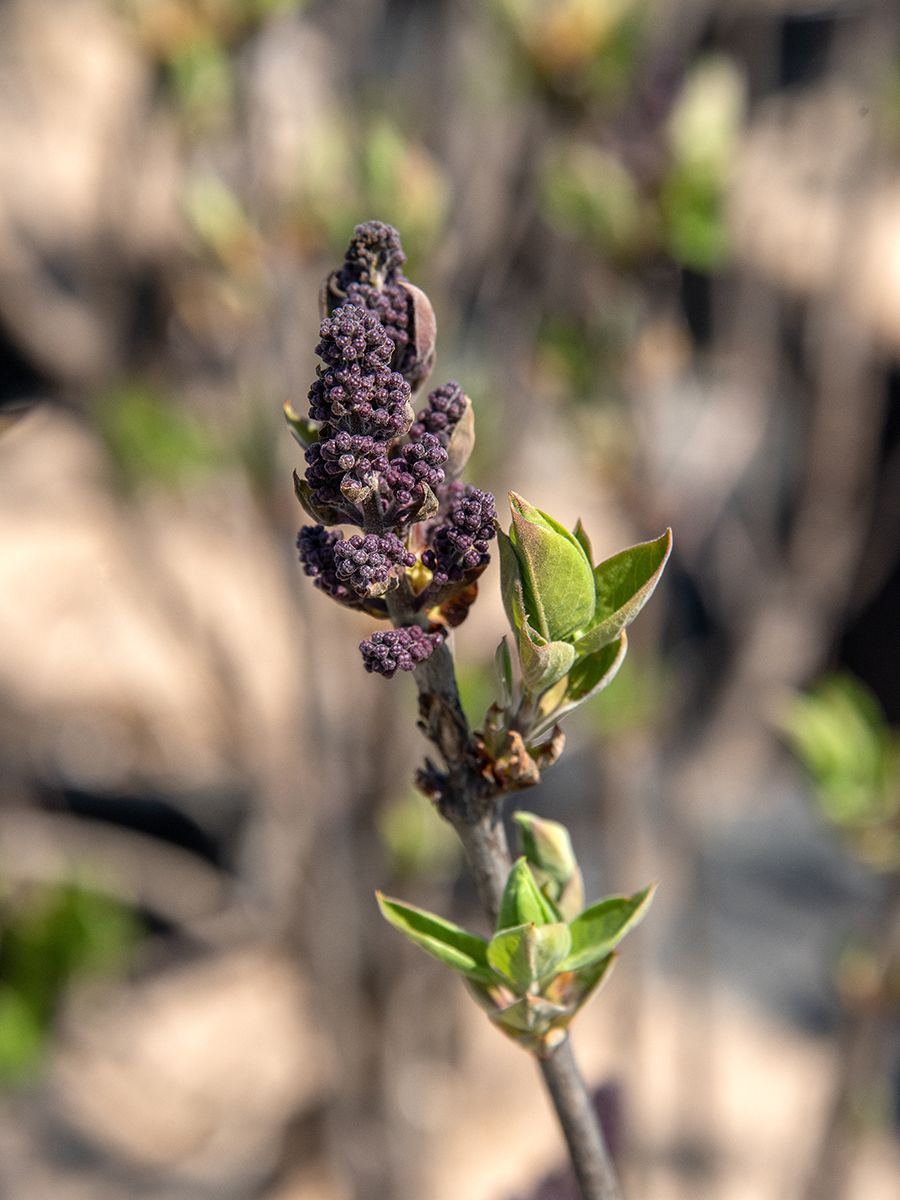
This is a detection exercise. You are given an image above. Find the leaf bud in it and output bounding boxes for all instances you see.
[505,492,596,644]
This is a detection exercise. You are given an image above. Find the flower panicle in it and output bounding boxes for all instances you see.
[292,221,497,677]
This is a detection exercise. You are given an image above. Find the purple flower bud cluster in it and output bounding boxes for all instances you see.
[293,222,495,676]
[383,432,448,511]
[332,222,413,373]
[345,280,411,363]
[297,525,356,605]
[339,221,407,284]
[303,304,414,511]
[423,484,497,586]
[409,381,466,444]
[307,307,410,436]
[401,433,448,490]
[298,526,414,601]
[304,432,389,505]
[360,625,442,678]
[333,533,415,596]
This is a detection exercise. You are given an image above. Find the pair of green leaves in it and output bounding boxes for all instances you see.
[377,837,654,1050]
[498,493,671,710]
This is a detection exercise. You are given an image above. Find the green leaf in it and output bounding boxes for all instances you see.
[544,953,617,1023]
[497,858,561,931]
[575,530,671,654]
[519,631,576,695]
[498,527,525,636]
[283,402,319,448]
[569,954,616,1012]
[568,633,628,699]
[529,634,628,740]
[508,493,596,642]
[562,884,656,972]
[376,893,492,981]
[514,812,584,920]
[487,922,572,990]
[572,518,593,565]
[502,559,577,694]
[495,637,514,709]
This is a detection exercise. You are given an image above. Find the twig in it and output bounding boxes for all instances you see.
[395,595,626,1200]
[539,1038,623,1200]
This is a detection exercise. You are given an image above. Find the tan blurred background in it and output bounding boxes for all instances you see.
[1,1,899,1197]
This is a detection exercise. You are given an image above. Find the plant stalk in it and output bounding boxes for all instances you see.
[394,602,624,1199]
[539,1037,623,1200]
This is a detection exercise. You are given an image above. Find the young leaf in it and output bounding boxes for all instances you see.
[409,480,440,523]
[577,530,672,654]
[495,637,514,710]
[293,472,346,527]
[529,633,627,741]
[487,922,572,990]
[513,813,579,892]
[376,893,493,981]
[519,631,577,696]
[503,565,577,694]
[572,517,593,566]
[498,528,527,633]
[497,857,561,931]
[514,813,584,919]
[568,954,616,1015]
[561,633,628,713]
[561,884,656,972]
[283,402,319,448]
[508,493,596,643]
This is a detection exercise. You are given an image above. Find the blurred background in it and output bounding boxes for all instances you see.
[1,0,899,1197]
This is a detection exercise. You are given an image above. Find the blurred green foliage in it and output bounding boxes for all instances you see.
[541,144,647,260]
[538,55,743,272]
[95,383,223,487]
[781,676,900,872]
[377,790,460,882]
[587,649,668,738]
[492,0,645,104]
[660,57,744,270]
[358,119,450,265]
[0,882,139,1085]
[114,1,310,130]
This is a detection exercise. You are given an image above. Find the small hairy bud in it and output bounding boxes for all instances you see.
[360,625,442,678]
